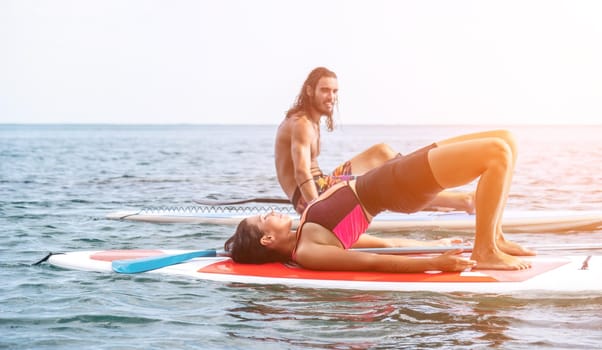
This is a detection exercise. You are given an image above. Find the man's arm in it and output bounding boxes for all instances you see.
[290,118,319,204]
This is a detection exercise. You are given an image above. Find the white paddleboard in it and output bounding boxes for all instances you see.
[46,249,601,294]
[106,207,602,233]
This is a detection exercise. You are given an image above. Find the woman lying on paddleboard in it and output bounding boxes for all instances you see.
[225,130,535,272]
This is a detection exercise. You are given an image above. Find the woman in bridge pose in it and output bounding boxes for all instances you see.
[225,129,534,272]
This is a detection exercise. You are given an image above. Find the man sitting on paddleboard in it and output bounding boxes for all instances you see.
[226,129,536,271]
[275,66,475,214]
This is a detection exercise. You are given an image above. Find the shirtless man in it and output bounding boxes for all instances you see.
[275,67,475,214]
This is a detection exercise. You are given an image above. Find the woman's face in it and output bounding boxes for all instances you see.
[248,211,293,240]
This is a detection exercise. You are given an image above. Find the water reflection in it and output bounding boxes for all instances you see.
[219,284,602,349]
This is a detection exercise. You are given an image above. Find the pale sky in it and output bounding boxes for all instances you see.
[1,0,601,125]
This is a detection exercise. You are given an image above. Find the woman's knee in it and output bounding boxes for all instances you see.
[492,129,517,158]
[485,138,513,170]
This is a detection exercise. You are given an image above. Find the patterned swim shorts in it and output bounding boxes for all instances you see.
[292,161,355,214]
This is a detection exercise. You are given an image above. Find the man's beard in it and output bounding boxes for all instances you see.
[311,97,334,117]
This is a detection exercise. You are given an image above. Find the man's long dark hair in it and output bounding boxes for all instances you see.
[224,219,291,264]
[286,67,338,132]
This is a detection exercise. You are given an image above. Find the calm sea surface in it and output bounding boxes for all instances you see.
[1,124,601,349]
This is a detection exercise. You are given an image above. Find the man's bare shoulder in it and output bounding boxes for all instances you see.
[284,113,316,133]
[282,113,312,126]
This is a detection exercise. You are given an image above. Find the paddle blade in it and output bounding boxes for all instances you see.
[193,197,290,205]
[112,249,218,274]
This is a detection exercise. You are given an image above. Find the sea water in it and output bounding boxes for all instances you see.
[1,124,601,349]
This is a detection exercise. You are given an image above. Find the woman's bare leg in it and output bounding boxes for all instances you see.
[436,130,535,257]
[428,133,531,270]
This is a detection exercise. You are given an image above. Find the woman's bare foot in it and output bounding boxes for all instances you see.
[471,249,532,270]
[461,192,475,214]
[425,191,475,214]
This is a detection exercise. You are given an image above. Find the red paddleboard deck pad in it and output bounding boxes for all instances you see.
[46,250,601,294]
[106,208,602,233]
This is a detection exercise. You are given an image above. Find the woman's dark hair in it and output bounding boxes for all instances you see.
[286,67,338,131]
[224,218,291,264]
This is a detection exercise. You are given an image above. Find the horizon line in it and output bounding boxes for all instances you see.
[2,122,602,127]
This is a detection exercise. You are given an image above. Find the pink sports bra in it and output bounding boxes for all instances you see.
[292,184,370,260]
